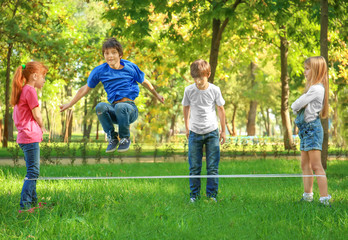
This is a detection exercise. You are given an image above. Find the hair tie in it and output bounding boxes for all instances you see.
[22,64,26,69]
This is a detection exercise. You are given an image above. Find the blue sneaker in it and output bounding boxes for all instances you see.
[210,197,217,202]
[106,138,119,153]
[118,138,131,152]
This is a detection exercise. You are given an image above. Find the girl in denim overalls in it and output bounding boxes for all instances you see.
[11,62,48,212]
[291,56,331,206]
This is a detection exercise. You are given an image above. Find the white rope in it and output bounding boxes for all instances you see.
[26,174,327,181]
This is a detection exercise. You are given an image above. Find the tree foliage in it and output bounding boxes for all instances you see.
[0,0,346,148]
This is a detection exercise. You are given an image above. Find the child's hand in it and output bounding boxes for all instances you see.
[59,103,70,112]
[220,131,226,145]
[186,130,190,139]
[41,127,48,133]
[157,94,165,104]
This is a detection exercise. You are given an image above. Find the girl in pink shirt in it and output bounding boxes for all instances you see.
[10,61,48,212]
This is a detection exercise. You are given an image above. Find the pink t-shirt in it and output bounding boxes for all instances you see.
[13,85,43,144]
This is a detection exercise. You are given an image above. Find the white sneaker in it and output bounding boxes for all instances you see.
[190,198,197,203]
[319,195,331,206]
[301,192,314,202]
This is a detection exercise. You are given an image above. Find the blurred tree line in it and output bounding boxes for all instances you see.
[1,0,347,156]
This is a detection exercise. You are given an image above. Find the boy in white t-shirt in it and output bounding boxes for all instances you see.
[182,59,226,203]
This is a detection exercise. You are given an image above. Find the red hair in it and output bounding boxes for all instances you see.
[10,61,48,106]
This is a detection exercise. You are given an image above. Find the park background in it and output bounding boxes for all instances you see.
[0,0,347,161]
[0,1,348,239]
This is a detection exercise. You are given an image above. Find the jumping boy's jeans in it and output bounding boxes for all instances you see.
[188,129,220,198]
[19,142,40,209]
[95,102,138,139]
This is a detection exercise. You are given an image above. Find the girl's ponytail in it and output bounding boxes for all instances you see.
[10,62,48,106]
[10,65,25,106]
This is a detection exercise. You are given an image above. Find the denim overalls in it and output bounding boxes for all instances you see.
[295,109,323,151]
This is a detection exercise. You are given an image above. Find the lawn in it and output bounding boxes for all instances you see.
[0,159,347,239]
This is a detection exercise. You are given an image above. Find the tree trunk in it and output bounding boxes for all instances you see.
[170,114,176,137]
[226,122,233,135]
[266,108,270,136]
[332,92,338,144]
[247,102,258,136]
[260,107,270,136]
[320,0,329,169]
[0,119,2,143]
[3,43,13,148]
[83,97,88,138]
[209,18,227,84]
[247,62,258,136]
[86,121,93,139]
[44,102,50,131]
[64,109,73,143]
[208,0,242,83]
[61,91,65,138]
[231,103,238,136]
[2,0,19,147]
[279,26,295,150]
[84,95,98,139]
[96,121,99,140]
[7,113,14,141]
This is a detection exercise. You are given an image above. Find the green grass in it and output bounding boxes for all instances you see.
[1,159,347,239]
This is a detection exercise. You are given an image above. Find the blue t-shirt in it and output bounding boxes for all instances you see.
[87,59,145,103]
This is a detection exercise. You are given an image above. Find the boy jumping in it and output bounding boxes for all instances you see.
[60,38,164,152]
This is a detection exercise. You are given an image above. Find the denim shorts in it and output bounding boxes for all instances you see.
[295,110,323,151]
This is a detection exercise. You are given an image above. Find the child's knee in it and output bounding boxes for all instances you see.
[301,161,311,170]
[311,164,324,173]
[115,104,129,115]
[95,103,107,115]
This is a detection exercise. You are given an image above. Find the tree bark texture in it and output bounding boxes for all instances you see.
[226,122,233,135]
[64,109,73,143]
[231,103,238,136]
[0,119,2,143]
[3,43,13,148]
[208,0,242,83]
[279,26,295,150]
[261,107,270,136]
[320,0,329,169]
[2,0,19,147]
[44,102,50,131]
[247,62,258,136]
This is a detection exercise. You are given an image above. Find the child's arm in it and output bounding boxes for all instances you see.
[183,105,190,139]
[32,107,46,132]
[60,84,92,112]
[141,79,165,103]
[291,85,324,114]
[217,105,226,144]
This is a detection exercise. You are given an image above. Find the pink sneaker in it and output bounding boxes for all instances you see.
[19,207,35,213]
[38,202,47,208]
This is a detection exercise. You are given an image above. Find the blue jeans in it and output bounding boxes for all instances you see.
[96,102,138,139]
[19,142,40,209]
[188,129,220,198]
[295,110,323,151]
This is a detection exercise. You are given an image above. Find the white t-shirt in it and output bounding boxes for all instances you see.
[182,83,225,134]
[291,83,325,122]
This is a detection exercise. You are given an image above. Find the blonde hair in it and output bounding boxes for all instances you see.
[190,59,211,79]
[304,56,329,118]
[10,61,48,106]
